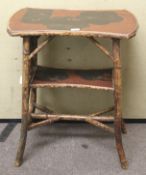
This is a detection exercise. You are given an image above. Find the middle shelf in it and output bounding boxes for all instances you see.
[30,66,114,91]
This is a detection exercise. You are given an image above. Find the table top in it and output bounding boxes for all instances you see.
[8,8,138,39]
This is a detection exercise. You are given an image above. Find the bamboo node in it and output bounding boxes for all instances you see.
[23,50,30,55]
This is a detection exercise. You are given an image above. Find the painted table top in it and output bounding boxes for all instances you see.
[8,8,138,39]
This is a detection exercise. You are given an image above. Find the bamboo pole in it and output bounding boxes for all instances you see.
[29,88,36,113]
[31,113,114,122]
[90,106,114,117]
[30,113,114,133]
[121,119,127,134]
[15,36,31,167]
[85,118,114,133]
[28,36,55,60]
[29,37,38,113]
[88,37,114,61]
[28,118,59,130]
[34,103,54,114]
[112,38,128,169]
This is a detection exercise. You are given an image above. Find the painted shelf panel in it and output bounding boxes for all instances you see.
[30,66,113,90]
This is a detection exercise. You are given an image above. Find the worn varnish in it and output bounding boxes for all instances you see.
[8,8,138,38]
[7,8,138,169]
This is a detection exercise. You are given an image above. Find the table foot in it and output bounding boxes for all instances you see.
[15,160,22,167]
[121,160,128,169]
[15,118,28,167]
[115,121,128,169]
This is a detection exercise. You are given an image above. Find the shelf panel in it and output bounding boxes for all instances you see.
[30,66,113,90]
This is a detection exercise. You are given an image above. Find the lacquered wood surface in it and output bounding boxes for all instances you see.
[8,8,138,38]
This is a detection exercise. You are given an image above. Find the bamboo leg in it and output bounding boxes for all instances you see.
[121,119,127,134]
[112,39,128,169]
[29,37,38,113]
[29,88,36,113]
[15,117,28,166]
[15,36,31,167]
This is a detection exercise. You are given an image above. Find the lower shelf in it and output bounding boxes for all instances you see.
[30,66,114,90]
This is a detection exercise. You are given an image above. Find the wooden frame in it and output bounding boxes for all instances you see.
[14,36,128,169]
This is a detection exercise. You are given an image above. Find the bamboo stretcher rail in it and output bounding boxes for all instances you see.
[34,103,54,114]
[28,36,55,60]
[33,103,114,116]
[30,113,114,133]
[90,106,114,116]
[28,118,59,130]
[31,113,114,121]
[85,118,114,133]
[88,37,114,61]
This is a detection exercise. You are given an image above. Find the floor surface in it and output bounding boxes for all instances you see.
[0,123,146,175]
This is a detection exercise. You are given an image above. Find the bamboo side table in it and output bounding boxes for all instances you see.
[8,8,138,169]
